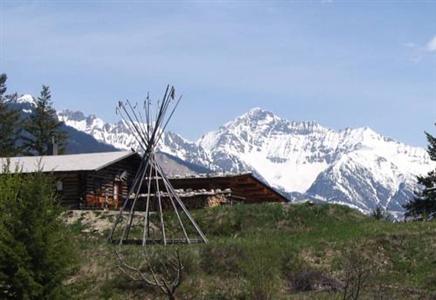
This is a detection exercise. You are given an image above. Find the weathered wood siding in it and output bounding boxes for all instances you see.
[55,172,86,209]
[83,155,140,209]
[169,174,288,203]
[55,155,141,209]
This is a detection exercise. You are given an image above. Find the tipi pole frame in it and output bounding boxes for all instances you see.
[151,159,191,244]
[120,155,151,244]
[111,85,208,246]
[155,161,208,243]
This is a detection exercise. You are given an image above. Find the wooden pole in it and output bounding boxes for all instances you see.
[153,160,191,244]
[155,162,208,244]
[153,154,167,245]
[142,162,154,246]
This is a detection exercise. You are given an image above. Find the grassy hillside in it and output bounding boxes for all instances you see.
[67,203,436,299]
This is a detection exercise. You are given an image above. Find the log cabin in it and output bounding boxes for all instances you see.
[0,151,288,209]
[126,173,288,211]
[0,151,141,209]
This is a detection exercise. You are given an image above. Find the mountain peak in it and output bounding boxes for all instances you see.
[245,107,275,118]
[248,106,267,114]
[231,107,279,126]
[14,94,37,106]
[242,108,324,132]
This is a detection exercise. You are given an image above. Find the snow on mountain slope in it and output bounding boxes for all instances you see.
[58,107,435,215]
[14,94,37,106]
[57,110,211,167]
[306,150,418,213]
[197,107,433,214]
[8,94,37,113]
[198,108,334,192]
[58,110,139,150]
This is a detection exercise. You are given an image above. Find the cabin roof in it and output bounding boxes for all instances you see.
[0,151,139,174]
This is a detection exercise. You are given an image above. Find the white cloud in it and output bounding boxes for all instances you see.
[404,36,436,62]
[426,36,436,52]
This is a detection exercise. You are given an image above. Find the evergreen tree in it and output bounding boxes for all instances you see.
[0,167,76,299]
[0,74,21,157]
[404,128,436,220]
[22,85,67,155]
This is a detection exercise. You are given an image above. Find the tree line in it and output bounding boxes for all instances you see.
[0,73,67,157]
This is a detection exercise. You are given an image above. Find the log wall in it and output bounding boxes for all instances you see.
[169,174,288,203]
[55,155,141,209]
[54,172,85,209]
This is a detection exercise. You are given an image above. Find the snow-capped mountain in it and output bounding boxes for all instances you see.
[57,110,211,167]
[58,107,435,215]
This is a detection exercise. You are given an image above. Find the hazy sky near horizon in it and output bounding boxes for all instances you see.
[1,1,435,146]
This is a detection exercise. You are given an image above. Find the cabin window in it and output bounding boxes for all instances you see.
[56,180,63,192]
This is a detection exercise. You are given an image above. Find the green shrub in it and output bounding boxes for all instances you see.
[0,168,76,299]
[339,242,379,300]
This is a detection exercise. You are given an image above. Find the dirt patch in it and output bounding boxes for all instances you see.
[64,210,146,234]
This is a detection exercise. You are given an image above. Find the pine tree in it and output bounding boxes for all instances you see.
[0,74,21,157]
[404,128,436,220]
[0,168,76,299]
[22,85,67,155]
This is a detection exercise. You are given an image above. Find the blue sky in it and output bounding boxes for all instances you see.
[1,1,435,146]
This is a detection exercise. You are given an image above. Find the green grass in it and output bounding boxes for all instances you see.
[67,203,436,299]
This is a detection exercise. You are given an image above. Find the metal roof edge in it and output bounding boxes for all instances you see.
[94,151,140,171]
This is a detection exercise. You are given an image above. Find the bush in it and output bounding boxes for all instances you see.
[115,245,191,300]
[0,168,76,299]
[340,243,378,300]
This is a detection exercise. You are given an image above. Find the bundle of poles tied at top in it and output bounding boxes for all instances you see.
[109,85,208,246]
